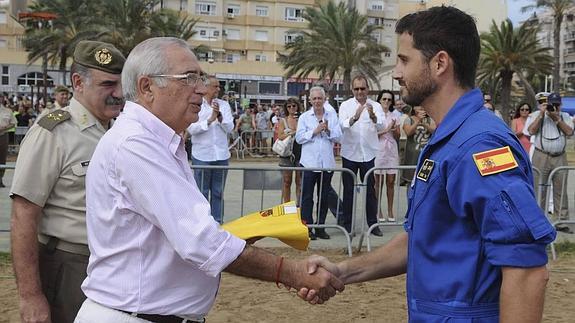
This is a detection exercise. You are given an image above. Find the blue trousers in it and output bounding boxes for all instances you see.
[191,157,228,224]
[341,157,377,232]
[300,169,334,227]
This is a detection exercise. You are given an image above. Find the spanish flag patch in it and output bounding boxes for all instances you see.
[472,146,518,176]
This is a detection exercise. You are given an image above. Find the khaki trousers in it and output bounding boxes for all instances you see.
[39,242,89,323]
[531,149,569,221]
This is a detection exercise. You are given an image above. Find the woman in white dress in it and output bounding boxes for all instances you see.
[374,90,400,222]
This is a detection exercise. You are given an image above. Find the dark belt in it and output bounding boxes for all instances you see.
[118,310,204,323]
[535,147,564,157]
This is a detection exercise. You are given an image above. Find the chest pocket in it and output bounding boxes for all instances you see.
[406,160,444,229]
[71,160,90,177]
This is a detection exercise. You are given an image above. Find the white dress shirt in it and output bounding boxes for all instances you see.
[523,110,573,154]
[83,101,246,318]
[187,98,233,161]
[338,97,386,162]
[296,108,341,168]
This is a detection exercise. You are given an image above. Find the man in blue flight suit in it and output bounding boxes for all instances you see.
[299,6,556,322]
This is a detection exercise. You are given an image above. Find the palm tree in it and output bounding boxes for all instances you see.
[522,0,574,92]
[22,0,103,84]
[477,19,553,120]
[278,1,388,93]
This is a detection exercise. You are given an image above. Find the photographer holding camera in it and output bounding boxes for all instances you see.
[525,92,574,233]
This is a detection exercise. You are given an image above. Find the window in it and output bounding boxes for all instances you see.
[255,54,267,62]
[226,54,241,63]
[371,33,381,43]
[196,27,218,40]
[256,6,268,17]
[195,2,216,16]
[287,82,306,96]
[225,29,240,40]
[17,72,53,86]
[227,4,240,15]
[0,39,6,48]
[368,17,382,25]
[369,0,384,11]
[285,8,304,22]
[259,82,280,94]
[0,11,6,24]
[1,65,8,85]
[284,32,300,44]
[255,30,268,42]
[384,52,391,58]
[384,35,392,44]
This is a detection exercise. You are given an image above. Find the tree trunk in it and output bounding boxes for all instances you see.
[343,69,352,98]
[516,71,538,111]
[500,70,513,123]
[552,13,563,92]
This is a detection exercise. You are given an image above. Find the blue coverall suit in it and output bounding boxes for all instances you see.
[404,89,556,322]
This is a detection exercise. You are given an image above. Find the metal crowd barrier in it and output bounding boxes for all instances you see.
[191,164,358,256]
[0,164,15,233]
[359,165,552,253]
[238,129,275,157]
[546,166,575,260]
[358,166,416,252]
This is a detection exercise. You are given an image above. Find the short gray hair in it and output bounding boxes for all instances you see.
[309,86,325,98]
[122,37,193,102]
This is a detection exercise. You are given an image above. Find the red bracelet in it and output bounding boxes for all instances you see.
[275,256,284,288]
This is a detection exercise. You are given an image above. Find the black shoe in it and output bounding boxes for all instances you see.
[315,229,330,240]
[0,182,5,188]
[371,227,383,237]
[555,224,574,234]
[309,231,317,240]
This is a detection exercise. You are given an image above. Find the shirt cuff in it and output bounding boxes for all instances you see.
[484,242,549,268]
[198,232,246,277]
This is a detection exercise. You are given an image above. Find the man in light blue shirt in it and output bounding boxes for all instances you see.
[296,86,341,240]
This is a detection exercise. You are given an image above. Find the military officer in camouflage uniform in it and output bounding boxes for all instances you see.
[10,40,125,323]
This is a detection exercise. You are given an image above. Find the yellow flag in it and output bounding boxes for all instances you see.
[221,201,310,250]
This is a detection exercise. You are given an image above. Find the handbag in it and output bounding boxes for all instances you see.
[272,135,294,157]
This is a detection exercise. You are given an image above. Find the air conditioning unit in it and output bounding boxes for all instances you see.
[240,50,247,55]
[227,13,235,18]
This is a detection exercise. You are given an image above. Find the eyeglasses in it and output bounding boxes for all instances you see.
[148,73,210,87]
[353,87,367,91]
[381,98,392,101]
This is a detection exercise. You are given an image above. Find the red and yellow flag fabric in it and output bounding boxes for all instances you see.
[472,146,518,176]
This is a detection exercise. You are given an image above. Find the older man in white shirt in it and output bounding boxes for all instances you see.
[338,75,386,236]
[296,86,342,240]
[187,75,233,223]
[76,37,343,323]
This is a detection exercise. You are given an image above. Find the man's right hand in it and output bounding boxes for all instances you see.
[19,294,51,323]
[297,255,343,304]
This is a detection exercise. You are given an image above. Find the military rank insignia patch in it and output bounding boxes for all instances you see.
[416,159,435,181]
[472,146,518,176]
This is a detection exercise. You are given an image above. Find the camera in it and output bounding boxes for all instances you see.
[546,104,557,112]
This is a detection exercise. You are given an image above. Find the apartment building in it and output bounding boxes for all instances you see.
[525,6,575,92]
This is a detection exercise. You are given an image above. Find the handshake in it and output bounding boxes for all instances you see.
[282,255,344,305]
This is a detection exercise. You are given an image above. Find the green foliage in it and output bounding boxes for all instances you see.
[278,1,388,92]
[22,0,202,71]
[553,240,575,256]
[477,19,552,121]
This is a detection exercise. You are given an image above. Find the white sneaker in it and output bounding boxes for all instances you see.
[387,217,396,222]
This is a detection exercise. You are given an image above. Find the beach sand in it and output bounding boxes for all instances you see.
[1,248,574,323]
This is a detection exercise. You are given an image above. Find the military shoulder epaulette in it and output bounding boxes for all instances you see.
[38,110,71,131]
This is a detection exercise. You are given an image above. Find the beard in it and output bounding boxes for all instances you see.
[400,66,437,107]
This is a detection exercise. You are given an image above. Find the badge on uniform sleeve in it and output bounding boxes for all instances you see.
[472,146,518,176]
[416,159,435,181]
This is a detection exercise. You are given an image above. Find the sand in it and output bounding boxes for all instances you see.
[1,248,574,323]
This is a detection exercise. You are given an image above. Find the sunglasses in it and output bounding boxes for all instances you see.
[353,87,367,91]
[287,104,297,108]
[520,108,530,111]
[484,99,491,102]
[381,98,392,101]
